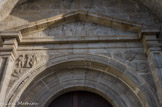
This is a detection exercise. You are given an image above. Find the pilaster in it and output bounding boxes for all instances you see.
[142,33,162,105]
[0,31,20,106]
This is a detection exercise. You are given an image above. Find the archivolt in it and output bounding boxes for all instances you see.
[6,54,158,107]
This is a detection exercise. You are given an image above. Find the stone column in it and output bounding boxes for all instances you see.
[142,34,162,105]
[0,37,18,106]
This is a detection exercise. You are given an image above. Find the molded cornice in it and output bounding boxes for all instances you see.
[8,10,142,35]
[0,10,160,45]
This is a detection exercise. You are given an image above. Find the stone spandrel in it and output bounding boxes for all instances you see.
[6,53,48,100]
[11,53,47,80]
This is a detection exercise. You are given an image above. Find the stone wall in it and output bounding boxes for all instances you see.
[136,0,162,19]
[6,18,157,106]
[0,0,162,107]
[0,0,161,31]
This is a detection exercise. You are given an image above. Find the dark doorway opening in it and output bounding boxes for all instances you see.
[48,91,113,107]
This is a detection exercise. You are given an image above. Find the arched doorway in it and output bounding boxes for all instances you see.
[48,91,113,107]
[7,54,158,107]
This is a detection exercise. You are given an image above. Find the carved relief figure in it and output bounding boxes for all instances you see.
[19,54,39,68]
[29,54,37,67]
[16,54,25,68]
[13,54,40,78]
[87,23,97,36]
[11,54,46,88]
[15,54,38,68]
[12,69,21,78]
[25,54,32,68]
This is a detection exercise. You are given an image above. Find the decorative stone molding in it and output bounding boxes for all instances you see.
[141,31,162,105]
[0,8,161,107]
[6,54,159,107]
[0,31,21,105]
[0,47,16,104]
[19,68,142,107]
[26,21,138,37]
[10,10,141,36]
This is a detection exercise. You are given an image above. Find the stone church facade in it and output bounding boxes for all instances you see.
[0,0,162,107]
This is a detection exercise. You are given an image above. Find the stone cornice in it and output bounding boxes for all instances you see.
[7,10,142,36]
[21,35,140,45]
[140,28,160,38]
[0,31,22,42]
[0,10,160,46]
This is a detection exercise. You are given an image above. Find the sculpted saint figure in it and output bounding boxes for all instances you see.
[29,55,37,67]
[17,54,25,68]
[25,54,33,68]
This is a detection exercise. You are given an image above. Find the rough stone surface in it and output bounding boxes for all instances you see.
[0,0,161,107]
[19,68,142,107]
[0,0,162,31]
[136,0,162,19]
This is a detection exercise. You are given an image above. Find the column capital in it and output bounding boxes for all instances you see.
[141,32,161,54]
[0,31,22,60]
[139,28,160,38]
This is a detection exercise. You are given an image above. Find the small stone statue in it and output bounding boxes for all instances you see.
[17,54,25,68]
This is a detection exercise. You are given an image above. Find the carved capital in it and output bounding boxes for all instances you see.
[142,34,161,55]
[0,31,22,60]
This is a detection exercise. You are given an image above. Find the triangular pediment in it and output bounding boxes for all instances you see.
[10,10,141,36]
[27,20,138,37]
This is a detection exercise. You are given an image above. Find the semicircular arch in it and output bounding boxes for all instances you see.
[7,54,158,107]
